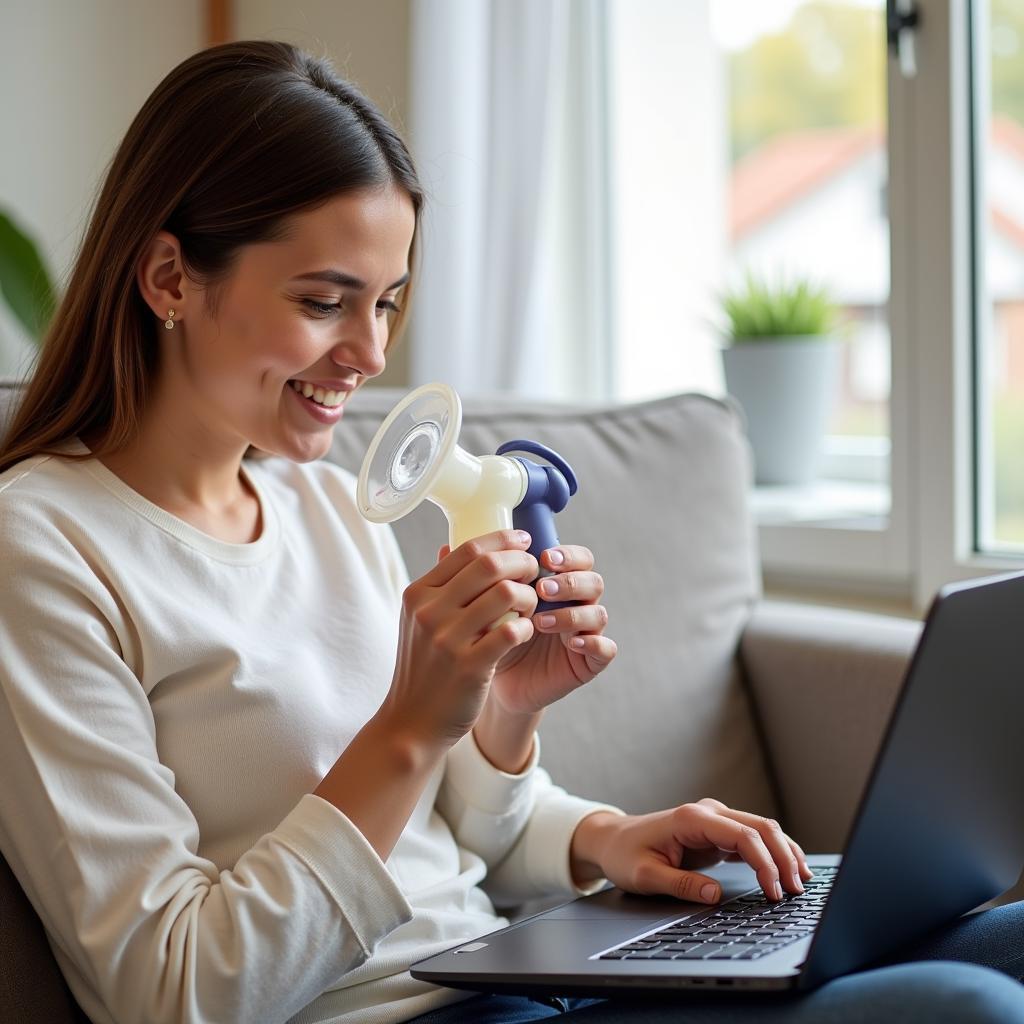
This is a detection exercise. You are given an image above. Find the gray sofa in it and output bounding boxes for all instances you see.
[0,380,935,1022]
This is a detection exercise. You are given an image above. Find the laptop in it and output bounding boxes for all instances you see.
[411,571,1024,996]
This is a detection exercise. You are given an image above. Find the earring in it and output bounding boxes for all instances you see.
[164,308,176,330]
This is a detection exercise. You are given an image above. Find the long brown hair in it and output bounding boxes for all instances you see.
[0,40,423,474]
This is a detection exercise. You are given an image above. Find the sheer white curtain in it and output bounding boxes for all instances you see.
[407,0,612,400]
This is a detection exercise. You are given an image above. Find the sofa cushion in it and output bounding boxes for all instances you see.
[332,387,776,819]
[0,852,86,1023]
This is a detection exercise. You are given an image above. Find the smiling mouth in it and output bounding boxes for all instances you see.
[288,380,348,408]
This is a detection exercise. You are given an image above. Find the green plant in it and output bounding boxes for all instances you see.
[0,210,57,343]
[721,271,840,342]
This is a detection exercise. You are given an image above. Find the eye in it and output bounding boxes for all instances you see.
[376,299,403,317]
[302,299,340,317]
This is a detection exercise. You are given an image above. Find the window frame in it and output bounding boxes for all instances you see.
[759,0,1024,613]
[906,0,1024,608]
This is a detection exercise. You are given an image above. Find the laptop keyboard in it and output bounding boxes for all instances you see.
[597,866,838,962]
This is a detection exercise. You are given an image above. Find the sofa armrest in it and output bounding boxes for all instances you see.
[739,600,921,854]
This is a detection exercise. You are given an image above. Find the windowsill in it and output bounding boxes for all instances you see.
[751,479,889,528]
[761,581,919,621]
[752,477,912,611]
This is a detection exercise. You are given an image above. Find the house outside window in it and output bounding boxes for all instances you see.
[607,0,1024,608]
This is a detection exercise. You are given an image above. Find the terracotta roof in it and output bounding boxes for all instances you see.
[731,119,1024,251]
[730,125,883,239]
[993,207,1024,251]
[993,114,1024,164]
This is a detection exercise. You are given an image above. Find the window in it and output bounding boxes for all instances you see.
[720,0,892,524]
[901,0,1024,608]
[975,0,1024,555]
[603,0,1024,607]
[609,2,892,455]
[606,0,905,595]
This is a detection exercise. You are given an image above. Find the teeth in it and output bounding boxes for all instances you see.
[290,380,345,408]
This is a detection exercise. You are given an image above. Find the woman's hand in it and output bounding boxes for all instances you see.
[570,798,814,904]
[380,530,540,750]
[436,542,617,718]
[426,537,616,773]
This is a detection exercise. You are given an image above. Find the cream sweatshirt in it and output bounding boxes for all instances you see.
[0,444,617,1024]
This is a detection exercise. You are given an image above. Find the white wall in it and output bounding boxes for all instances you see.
[0,1,203,378]
[235,0,409,128]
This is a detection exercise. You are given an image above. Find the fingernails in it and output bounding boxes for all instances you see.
[538,614,556,628]
[516,531,531,545]
[540,578,558,596]
[570,637,585,649]
[772,880,783,901]
[700,883,719,903]
[792,873,804,894]
[547,548,565,565]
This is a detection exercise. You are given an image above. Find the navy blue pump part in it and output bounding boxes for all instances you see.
[495,440,580,613]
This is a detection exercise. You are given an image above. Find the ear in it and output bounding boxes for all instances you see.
[136,230,189,327]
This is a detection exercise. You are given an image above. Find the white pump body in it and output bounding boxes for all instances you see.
[356,383,529,551]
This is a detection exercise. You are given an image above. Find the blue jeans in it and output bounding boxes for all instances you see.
[405,902,1024,1023]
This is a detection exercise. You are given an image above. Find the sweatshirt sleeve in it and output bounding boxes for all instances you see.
[435,728,543,869]
[436,729,625,909]
[0,519,412,1024]
[481,767,626,909]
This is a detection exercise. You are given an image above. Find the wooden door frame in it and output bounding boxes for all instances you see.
[206,0,232,46]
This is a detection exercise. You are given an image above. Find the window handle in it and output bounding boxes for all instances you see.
[887,0,921,78]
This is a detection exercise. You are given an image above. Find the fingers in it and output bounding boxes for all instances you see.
[471,607,535,664]
[430,538,600,610]
[439,540,590,573]
[537,545,601,604]
[420,530,534,589]
[632,861,724,905]
[789,839,814,882]
[419,533,540,616]
[673,804,796,903]
[532,578,615,671]
[565,634,618,669]
[425,535,615,667]
[442,549,537,610]
[698,799,812,890]
[540,545,594,572]
[533,602,608,637]
[445,575,538,645]
[536,569,604,605]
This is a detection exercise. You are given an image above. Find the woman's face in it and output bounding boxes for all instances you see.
[172,185,416,464]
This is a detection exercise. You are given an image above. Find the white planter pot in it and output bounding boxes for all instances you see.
[721,335,841,486]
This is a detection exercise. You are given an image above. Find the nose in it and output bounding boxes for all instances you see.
[330,312,387,379]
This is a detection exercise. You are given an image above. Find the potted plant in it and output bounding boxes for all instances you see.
[720,271,843,486]
[0,210,56,378]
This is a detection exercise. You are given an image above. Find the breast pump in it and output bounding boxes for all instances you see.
[356,382,578,615]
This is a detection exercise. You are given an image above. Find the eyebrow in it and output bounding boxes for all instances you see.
[291,269,410,291]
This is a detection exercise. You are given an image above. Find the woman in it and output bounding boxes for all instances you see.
[0,41,1022,1024]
